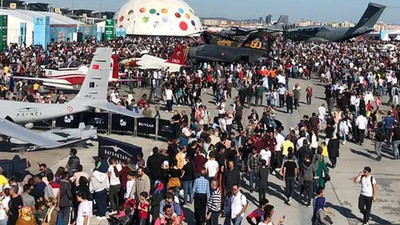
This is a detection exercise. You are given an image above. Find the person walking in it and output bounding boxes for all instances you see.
[258,159,269,202]
[282,153,298,205]
[374,122,385,161]
[234,101,244,132]
[354,167,377,225]
[383,111,395,144]
[230,184,247,225]
[327,135,340,168]
[392,122,400,160]
[255,84,265,107]
[206,179,221,225]
[286,91,293,114]
[300,154,315,207]
[108,158,121,214]
[306,84,313,105]
[192,169,210,225]
[293,83,301,109]
[247,147,260,193]
[223,160,241,196]
[356,113,368,146]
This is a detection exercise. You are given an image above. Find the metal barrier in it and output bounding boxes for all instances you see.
[34,112,174,141]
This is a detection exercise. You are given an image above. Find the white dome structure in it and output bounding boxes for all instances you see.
[115,0,202,36]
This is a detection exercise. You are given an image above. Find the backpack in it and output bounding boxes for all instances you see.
[375,128,385,142]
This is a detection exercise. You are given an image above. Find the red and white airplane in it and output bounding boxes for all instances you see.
[120,44,186,73]
[13,55,127,90]
[13,45,186,90]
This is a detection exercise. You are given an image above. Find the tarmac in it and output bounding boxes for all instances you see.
[2,76,400,225]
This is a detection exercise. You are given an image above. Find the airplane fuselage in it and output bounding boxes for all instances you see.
[189,44,268,64]
[287,26,374,42]
[0,100,89,124]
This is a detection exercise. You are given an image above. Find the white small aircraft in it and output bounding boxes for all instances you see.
[120,44,186,73]
[0,48,141,149]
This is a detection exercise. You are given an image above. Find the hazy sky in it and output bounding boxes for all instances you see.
[25,0,400,24]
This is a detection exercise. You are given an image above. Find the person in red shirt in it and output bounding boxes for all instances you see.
[138,192,150,225]
[264,131,277,153]
[306,85,313,105]
[137,94,148,108]
[246,198,269,225]
[114,160,131,203]
[193,148,207,178]
[249,132,265,152]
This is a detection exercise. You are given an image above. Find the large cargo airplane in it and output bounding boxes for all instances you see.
[119,44,186,73]
[0,48,141,149]
[286,2,386,42]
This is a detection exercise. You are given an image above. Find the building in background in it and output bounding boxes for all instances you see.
[265,14,272,25]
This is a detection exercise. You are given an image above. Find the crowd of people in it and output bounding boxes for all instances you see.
[0,34,398,225]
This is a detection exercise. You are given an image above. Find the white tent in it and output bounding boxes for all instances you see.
[0,9,83,45]
[114,0,203,36]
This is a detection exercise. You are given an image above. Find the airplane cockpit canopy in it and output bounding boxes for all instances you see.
[60,61,83,69]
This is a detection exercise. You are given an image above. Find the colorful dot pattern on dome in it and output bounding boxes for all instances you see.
[118,4,199,32]
[179,21,188,31]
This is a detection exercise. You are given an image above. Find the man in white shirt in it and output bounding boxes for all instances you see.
[356,114,368,146]
[204,152,219,179]
[354,167,377,225]
[317,104,327,129]
[231,184,247,225]
[259,148,272,167]
[125,171,136,200]
[108,158,122,213]
[165,85,174,112]
[275,128,285,166]
[76,192,92,225]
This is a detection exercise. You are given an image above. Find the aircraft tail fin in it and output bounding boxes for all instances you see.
[273,15,289,28]
[355,3,386,28]
[73,48,112,101]
[111,54,120,79]
[166,44,186,65]
[70,48,141,118]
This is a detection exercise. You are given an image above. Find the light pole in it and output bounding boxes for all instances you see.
[99,0,102,19]
[1,0,3,10]
[71,0,74,15]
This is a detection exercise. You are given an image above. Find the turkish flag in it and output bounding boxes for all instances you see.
[93,64,100,70]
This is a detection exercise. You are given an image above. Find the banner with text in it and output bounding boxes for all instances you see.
[98,136,142,163]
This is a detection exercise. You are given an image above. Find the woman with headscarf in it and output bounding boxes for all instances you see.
[16,206,36,225]
[311,188,335,225]
[42,197,58,225]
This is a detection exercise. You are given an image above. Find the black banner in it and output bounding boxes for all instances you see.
[55,113,81,128]
[0,155,30,179]
[83,112,109,132]
[111,114,135,134]
[136,117,156,135]
[158,119,175,139]
[98,136,142,163]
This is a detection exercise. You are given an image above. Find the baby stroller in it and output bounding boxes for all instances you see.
[108,199,137,225]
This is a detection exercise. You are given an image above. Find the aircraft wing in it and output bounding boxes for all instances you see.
[0,118,62,149]
[12,76,72,85]
[88,102,142,118]
[13,76,74,90]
